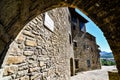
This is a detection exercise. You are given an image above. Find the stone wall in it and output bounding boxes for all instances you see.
[108,70,120,80]
[74,32,101,72]
[0,0,120,74]
[0,7,74,80]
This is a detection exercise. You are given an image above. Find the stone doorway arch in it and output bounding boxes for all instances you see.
[0,0,120,74]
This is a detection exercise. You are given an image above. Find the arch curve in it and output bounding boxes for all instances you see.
[0,0,120,74]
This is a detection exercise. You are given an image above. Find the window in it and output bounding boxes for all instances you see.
[79,22,84,30]
[91,48,93,52]
[80,22,86,32]
[69,34,72,44]
[74,42,77,47]
[73,25,76,30]
[70,58,74,76]
[72,16,77,23]
[87,60,91,68]
[75,60,79,68]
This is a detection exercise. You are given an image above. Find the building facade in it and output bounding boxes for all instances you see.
[0,7,100,80]
[69,8,101,73]
[0,7,75,80]
[74,32,101,72]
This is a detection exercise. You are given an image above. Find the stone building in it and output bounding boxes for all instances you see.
[74,32,101,72]
[69,8,101,73]
[0,7,101,80]
[0,1,120,80]
[0,7,75,80]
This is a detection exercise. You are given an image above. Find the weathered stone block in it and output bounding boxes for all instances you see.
[29,67,39,72]
[108,70,120,80]
[25,39,37,46]
[31,62,38,68]
[16,34,25,44]
[32,19,38,24]
[31,73,41,80]
[0,76,12,80]
[18,63,28,71]
[6,56,26,64]
[9,42,22,55]
[23,51,34,56]
[27,59,34,64]
[17,70,28,77]
[41,49,47,55]
[24,25,32,31]
[18,44,24,50]
[23,30,35,38]
[20,76,29,80]
[3,65,18,76]
[39,61,45,67]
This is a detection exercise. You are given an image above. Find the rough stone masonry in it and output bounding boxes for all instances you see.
[0,0,120,75]
[0,7,74,80]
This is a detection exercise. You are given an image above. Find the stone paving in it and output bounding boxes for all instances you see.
[71,66,116,80]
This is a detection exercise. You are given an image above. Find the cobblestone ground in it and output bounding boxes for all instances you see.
[71,66,116,80]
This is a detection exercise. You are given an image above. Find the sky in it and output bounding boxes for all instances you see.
[75,9,112,52]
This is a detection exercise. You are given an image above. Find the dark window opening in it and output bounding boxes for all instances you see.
[74,42,77,47]
[69,34,72,44]
[80,22,84,30]
[75,60,79,68]
[87,60,91,68]
[93,60,95,64]
[91,48,93,52]
[73,25,76,30]
[70,58,74,76]
[72,16,77,23]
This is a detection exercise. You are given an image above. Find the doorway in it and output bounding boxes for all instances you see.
[70,58,74,76]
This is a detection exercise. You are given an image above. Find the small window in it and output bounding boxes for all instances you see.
[69,34,72,44]
[91,48,93,52]
[75,60,79,68]
[74,42,77,47]
[73,25,76,30]
[72,16,77,23]
[79,22,84,30]
[87,60,91,68]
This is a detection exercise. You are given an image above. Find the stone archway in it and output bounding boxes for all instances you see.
[0,0,120,74]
